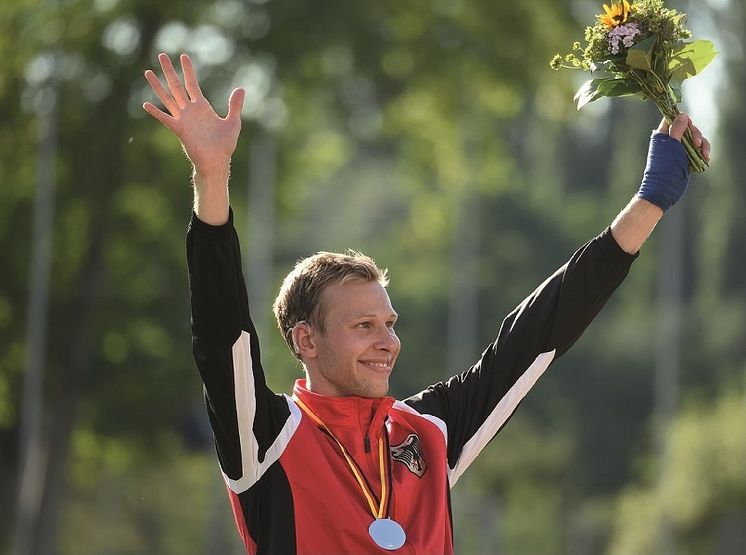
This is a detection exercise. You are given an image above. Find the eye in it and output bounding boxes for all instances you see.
[355,321,371,329]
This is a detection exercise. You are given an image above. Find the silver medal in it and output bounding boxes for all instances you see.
[368,518,406,550]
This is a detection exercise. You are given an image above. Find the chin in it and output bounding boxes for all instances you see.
[365,382,390,399]
[346,380,388,399]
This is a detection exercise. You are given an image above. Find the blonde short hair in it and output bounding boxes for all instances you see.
[273,250,389,358]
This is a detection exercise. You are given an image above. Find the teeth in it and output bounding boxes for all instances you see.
[363,361,389,368]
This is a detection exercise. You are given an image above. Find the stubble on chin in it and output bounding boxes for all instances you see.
[359,376,390,399]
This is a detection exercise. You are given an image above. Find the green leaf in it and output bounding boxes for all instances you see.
[598,79,641,98]
[574,79,606,110]
[574,78,641,110]
[669,40,718,82]
[626,36,657,71]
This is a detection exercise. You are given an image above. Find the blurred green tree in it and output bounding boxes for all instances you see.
[607,390,746,555]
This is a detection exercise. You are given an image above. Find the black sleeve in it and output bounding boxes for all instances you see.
[403,227,638,478]
[187,209,290,483]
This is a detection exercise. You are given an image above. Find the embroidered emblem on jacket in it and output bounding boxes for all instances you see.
[391,433,427,477]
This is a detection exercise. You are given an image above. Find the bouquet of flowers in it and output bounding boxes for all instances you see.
[550,0,717,172]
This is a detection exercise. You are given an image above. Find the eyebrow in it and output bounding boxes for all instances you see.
[352,312,399,320]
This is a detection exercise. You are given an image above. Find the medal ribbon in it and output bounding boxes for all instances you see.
[295,397,389,519]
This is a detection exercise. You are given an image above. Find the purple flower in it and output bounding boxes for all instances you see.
[609,22,641,54]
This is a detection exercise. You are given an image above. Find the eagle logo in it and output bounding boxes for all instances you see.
[391,433,427,478]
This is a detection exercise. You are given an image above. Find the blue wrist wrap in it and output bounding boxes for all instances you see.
[636,132,691,212]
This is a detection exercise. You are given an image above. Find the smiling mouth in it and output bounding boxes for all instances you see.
[359,360,393,372]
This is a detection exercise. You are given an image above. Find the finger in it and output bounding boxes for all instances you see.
[144,70,180,116]
[158,53,189,108]
[701,137,711,162]
[689,123,703,149]
[668,113,690,142]
[226,87,245,122]
[180,54,204,101]
[656,117,670,135]
[143,102,176,129]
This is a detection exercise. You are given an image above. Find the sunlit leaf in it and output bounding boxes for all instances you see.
[574,78,606,110]
[626,36,657,71]
[669,40,718,82]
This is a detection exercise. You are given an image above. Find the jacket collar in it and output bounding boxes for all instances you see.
[292,379,395,439]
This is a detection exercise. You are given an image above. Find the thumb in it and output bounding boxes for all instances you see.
[667,113,690,143]
[226,87,245,122]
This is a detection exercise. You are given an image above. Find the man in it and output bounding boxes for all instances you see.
[143,53,710,554]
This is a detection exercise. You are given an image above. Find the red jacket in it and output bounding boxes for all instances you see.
[228,379,455,554]
[187,210,636,554]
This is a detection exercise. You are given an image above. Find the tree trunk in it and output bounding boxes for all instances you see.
[32,236,105,555]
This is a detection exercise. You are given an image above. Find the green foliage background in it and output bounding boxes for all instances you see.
[1,0,744,553]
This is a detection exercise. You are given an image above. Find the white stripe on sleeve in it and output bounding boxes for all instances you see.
[448,350,556,487]
[223,330,301,494]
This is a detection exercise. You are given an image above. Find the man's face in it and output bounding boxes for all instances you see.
[307,279,400,398]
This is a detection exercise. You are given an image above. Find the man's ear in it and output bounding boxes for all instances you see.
[292,321,317,359]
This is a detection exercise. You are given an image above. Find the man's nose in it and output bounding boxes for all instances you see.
[375,327,399,351]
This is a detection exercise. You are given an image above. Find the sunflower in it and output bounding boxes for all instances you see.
[596,1,632,29]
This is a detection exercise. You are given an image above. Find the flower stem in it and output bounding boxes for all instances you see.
[629,71,708,173]
[658,106,708,173]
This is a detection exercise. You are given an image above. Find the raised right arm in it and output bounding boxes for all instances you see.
[143,52,243,224]
[144,53,298,492]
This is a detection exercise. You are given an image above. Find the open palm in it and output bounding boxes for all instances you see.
[143,53,245,175]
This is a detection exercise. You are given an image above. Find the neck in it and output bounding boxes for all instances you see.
[305,372,341,397]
